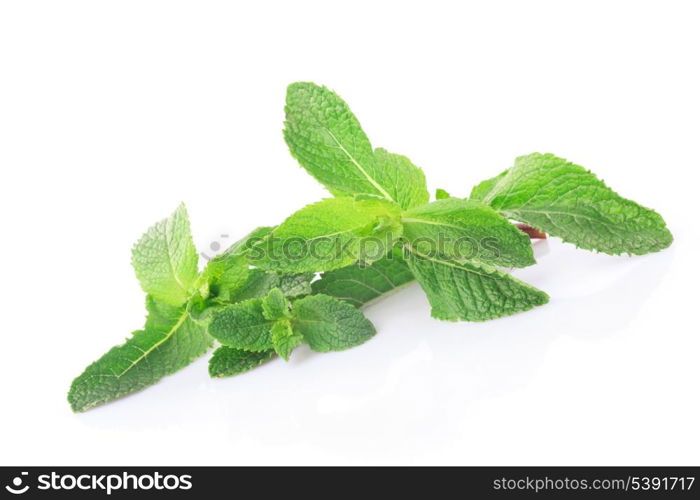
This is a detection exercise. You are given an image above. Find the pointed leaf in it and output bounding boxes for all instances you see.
[405,249,548,322]
[284,82,429,209]
[131,203,199,306]
[470,153,673,255]
[291,294,376,352]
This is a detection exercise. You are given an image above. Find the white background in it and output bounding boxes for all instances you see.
[1,1,698,466]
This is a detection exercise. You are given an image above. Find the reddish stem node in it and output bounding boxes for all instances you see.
[516,223,547,239]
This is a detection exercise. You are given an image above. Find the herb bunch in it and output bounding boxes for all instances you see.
[68,83,672,412]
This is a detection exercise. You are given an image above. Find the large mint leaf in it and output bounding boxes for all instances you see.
[401,198,535,268]
[291,294,376,352]
[470,169,507,201]
[131,203,199,306]
[220,226,274,257]
[284,82,429,209]
[470,153,673,255]
[249,197,402,273]
[405,249,548,321]
[209,347,275,378]
[68,296,212,412]
[311,249,415,307]
[208,299,274,352]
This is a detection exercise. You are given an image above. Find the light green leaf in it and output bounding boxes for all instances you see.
[405,249,549,322]
[311,248,415,307]
[284,82,429,209]
[372,148,429,209]
[435,188,451,200]
[209,347,275,378]
[250,197,402,273]
[202,253,249,302]
[401,198,535,268]
[68,296,212,412]
[270,320,303,361]
[469,169,507,201]
[291,294,376,352]
[470,153,673,255]
[220,226,274,257]
[261,288,290,321]
[131,203,199,307]
[208,299,274,352]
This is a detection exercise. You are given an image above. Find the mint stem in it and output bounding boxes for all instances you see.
[516,223,547,239]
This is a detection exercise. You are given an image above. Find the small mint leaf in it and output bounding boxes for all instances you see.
[291,294,376,352]
[131,203,199,307]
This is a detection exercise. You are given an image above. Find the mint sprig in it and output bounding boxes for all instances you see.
[68,82,672,412]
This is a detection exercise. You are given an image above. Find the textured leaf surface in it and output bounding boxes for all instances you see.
[277,272,314,297]
[68,296,212,412]
[372,148,429,209]
[311,249,415,307]
[470,153,673,255]
[208,299,274,351]
[220,226,274,257]
[131,204,199,306]
[250,197,402,273]
[291,294,376,351]
[209,347,275,378]
[203,253,249,301]
[284,82,428,209]
[470,169,507,201]
[227,270,313,302]
[401,198,535,267]
[405,250,549,321]
[262,288,290,321]
[270,320,303,361]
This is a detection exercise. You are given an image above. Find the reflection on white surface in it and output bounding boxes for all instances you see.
[71,239,674,463]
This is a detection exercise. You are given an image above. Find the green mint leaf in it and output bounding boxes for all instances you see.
[405,249,549,322]
[261,288,290,321]
[372,148,430,209]
[131,203,199,307]
[226,270,313,303]
[311,248,414,307]
[226,269,281,302]
[68,296,212,412]
[208,299,274,351]
[401,198,535,268]
[209,347,275,378]
[469,169,507,201]
[278,272,314,297]
[202,252,249,302]
[220,226,275,257]
[435,188,451,200]
[291,294,376,352]
[250,197,402,273]
[470,153,673,255]
[270,320,304,361]
[284,82,429,209]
